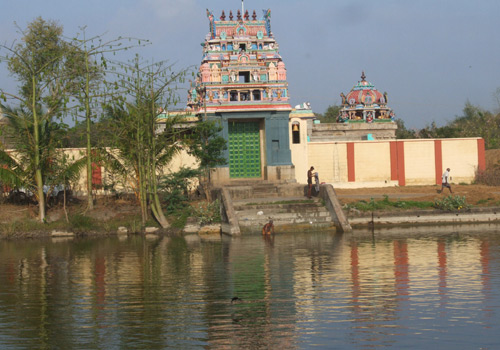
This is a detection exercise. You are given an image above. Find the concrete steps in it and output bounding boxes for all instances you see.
[217,182,350,235]
[224,182,305,201]
[232,196,334,232]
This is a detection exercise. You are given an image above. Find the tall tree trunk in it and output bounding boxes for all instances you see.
[138,162,147,226]
[63,184,69,223]
[149,159,169,228]
[32,75,45,222]
[149,88,169,228]
[85,51,94,210]
[137,118,148,226]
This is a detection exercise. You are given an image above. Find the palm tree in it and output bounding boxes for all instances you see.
[0,105,86,217]
[101,102,185,227]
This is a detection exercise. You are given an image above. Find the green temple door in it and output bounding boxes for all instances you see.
[228,121,261,178]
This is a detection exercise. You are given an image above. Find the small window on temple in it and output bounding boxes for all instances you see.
[239,44,246,52]
[230,91,238,101]
[239,71,250,83]
[240,91,250,101]
[252,90,261,101]
[292,123,300,144]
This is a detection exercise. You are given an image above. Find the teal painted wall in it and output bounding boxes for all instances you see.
[264,112,292,166]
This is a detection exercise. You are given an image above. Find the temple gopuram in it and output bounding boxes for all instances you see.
[187,8,294,182]
[338,71,395,123]
[303,72,397,142]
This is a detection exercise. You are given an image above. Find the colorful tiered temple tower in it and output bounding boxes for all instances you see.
[187,8,294,183]
[338,72,395,124]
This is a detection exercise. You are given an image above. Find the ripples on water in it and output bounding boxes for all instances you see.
[1,225,500,349]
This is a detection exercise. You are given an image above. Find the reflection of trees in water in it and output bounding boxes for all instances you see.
[0,231,497,348]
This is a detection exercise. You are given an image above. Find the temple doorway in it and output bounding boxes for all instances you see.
[228,121,262,178]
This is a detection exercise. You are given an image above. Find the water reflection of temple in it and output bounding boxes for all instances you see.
[0,230,498,347]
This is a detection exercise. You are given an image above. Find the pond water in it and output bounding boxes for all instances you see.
[1,225,500,349]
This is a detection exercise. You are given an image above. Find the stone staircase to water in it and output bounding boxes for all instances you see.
[233,197,333,232]
[220,182,337,234]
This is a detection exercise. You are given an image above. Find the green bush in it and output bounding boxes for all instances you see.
[475,167,500,186]
[434,195,470,211]
[69,214,96,230]
[193,199,221,225]
[168,208,192,229]
[159,167,200,212]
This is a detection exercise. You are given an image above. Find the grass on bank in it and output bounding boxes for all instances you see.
[345,194,471,212]
[475,197,500,206]
[0,212,147,237]
[0,197,222,238]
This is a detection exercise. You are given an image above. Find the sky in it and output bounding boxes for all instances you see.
[1,0,499,129]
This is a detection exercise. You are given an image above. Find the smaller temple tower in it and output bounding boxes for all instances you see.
[338,71,395,123]
[301,72,397,142]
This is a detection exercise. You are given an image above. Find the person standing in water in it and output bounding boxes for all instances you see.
[262,220,274,235]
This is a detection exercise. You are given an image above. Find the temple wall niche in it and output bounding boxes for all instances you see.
[277,62,286,80]
[201,63,211,83]
[268,62,277,81]
[211,64,221,83]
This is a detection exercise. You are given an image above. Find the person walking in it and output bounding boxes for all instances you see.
[440,168,453,193]
[307,166,314,198]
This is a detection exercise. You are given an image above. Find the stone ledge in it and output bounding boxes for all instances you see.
[348,207,500,227]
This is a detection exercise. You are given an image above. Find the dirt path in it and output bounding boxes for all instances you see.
[335,184,500,206]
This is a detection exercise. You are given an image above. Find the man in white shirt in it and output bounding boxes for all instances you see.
[440,168,452,193]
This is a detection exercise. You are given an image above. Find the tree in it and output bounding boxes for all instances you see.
[65,29,148,210]
[0,18,73,222]
[494,87,500,114]
[394,118,417,139]
[415,102,500,149]
[0,106,85,212]
[316,105,342,123]
[104,57,188,228]
[185,119,227,200]
[61,118,113,148]
[452,102,500,149]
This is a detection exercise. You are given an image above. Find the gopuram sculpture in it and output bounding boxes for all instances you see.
[337,72,395,123]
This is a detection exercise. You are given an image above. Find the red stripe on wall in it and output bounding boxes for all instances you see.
[477,139,486,171]
[390,141,398,181]
[92,162,102,187]
[347,143,355,182]
[397,142,405,186]
[434,140,442,185]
